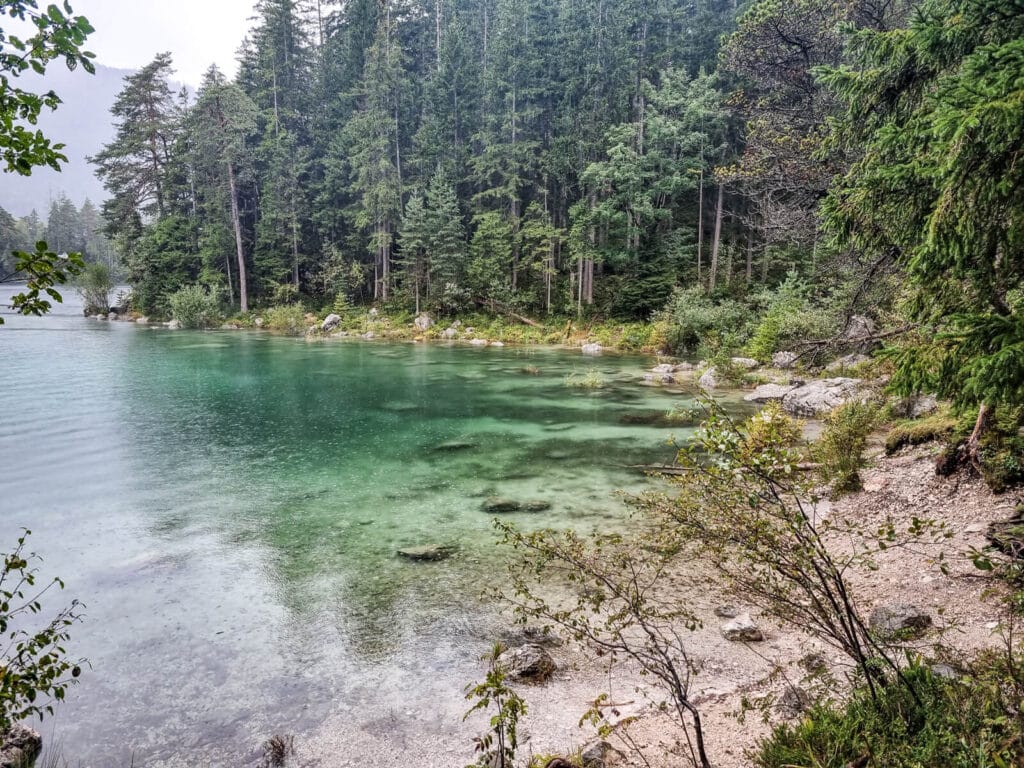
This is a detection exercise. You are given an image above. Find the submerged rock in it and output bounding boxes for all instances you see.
[397,544,454,562]
[433,440,477,452]
[497,643,556,682]
[522,500,552,512]
[869,604,932,639]
[721,613,764,641]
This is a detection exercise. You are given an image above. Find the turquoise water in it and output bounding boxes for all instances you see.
[0,289,743,765]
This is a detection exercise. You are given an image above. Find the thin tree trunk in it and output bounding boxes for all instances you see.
[709,184,724,292]
[696,167,704,285]
[745,230,753,285]
[227,161,248,311]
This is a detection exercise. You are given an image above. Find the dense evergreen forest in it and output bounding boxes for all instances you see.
[80,0,869,320]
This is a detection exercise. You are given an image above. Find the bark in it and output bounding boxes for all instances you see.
[227,161,248,312]
[709,183,725,292]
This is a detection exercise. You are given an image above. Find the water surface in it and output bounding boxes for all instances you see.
[0,289,738,766]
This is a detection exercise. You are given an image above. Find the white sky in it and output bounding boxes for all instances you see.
[60,0,260,85]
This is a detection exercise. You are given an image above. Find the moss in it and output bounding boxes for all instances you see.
[884,415,957,455]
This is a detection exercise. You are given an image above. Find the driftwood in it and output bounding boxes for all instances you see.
[479,298,543,328]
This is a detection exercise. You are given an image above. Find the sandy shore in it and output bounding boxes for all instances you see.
[295,443,1015,768]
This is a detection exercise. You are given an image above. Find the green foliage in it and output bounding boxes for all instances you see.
[0,0,95,175]
[821,0,1024,413]
[263,304,308,335]
[73,261,113,314]
[564,369,605,390]
[0,530,83,732]
[2,243,84,324]
[660,287,751,356]
[168,284,222,329]
[463,644,527,768]
[745,274,836,362]
[816,400,879,495]
[755,661,1023,768]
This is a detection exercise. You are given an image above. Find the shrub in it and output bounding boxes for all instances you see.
[659,286,751,355]
[168,284,222,329]
[74,262,114,315]
[745,275,837,362]
[263,304,308,336]
[816,400,879,495]
[755,661,1022,768]
[0,530,83,732]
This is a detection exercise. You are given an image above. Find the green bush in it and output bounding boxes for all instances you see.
[659,286,752,355]
[755,662,1022,768]
[745,274,837,362]
[168,284,222,329]
[74,262,114,315]
[263,303,308,336]
[816,400,879,495]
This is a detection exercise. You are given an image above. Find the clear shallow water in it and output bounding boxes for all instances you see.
[0,289,746,766]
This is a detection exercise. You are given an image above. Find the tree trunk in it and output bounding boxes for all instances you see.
[709,183,724,292]
[966,403,993,466]
[227,161,248,312]
[696,167,704,285]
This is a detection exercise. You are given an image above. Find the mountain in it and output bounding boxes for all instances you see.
[0,63,131,217]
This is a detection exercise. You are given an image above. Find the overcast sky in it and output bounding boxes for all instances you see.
[65,0,260,85]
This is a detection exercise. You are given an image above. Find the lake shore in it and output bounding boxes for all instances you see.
[294,443,1010,768]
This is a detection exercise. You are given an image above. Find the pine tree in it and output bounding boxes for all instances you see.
[821,0,1024,452]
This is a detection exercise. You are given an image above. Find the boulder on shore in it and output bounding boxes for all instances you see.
[580,739,626,768]
[0,723,42,768]
[772,351,798,369]
[721,613,765,641]
[497,643,556,682]
[869,604,932,639]
[782,377,864,417]
[321,313,342,332]
[825,353,871,373]
[731,356,760,370]
[698,367,719,389]
[744,383,797,403]
[581,343,602,355]
[167,319,182,330]
[414,313,433,331]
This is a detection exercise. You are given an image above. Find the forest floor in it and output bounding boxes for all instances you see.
[296,441,1017,768]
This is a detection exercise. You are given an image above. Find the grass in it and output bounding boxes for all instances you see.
[564,369,606,389]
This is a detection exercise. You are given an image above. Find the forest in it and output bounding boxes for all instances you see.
[77,0,835,322]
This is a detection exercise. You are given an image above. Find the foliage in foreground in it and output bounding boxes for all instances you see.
[0,530,83,732]
[756,659,1024,768]
[464,643,527,768]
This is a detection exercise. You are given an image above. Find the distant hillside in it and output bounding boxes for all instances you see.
[0,63,131,217]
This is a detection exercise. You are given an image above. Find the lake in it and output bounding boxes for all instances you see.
[0,288,738,766]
